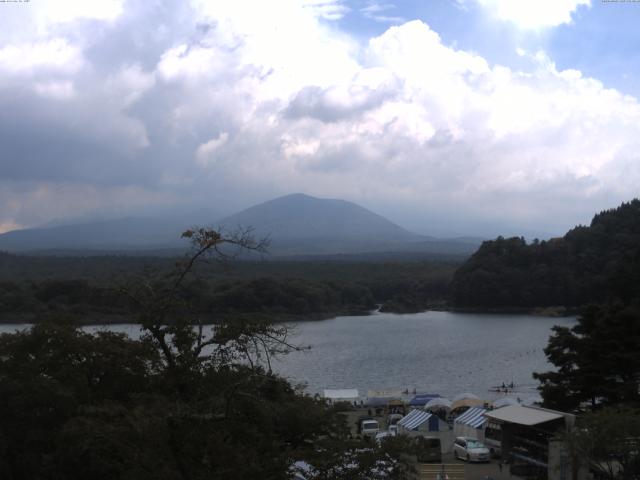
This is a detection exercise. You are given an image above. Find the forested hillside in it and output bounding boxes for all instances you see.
[450,199,640,309]
[0,254,457,321]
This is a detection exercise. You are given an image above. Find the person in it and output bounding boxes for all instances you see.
[498,462,503,473]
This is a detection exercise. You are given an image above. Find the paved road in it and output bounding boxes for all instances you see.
[427,454,518,480]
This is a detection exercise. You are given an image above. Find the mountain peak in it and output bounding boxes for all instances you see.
[217,194,421,255]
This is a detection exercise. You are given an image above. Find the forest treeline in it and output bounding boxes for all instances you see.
[0,255,457,321]
[451,199,640,309]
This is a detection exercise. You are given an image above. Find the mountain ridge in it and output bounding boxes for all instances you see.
[0,193,480,256]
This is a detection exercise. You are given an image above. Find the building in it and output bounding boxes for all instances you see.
[484,405,587,480]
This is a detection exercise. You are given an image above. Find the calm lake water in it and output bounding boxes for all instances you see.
[0,311,574,401]
[273,310,576,400]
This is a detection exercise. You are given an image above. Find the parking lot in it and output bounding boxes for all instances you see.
[341,408,523,480]
[417,454,517,480]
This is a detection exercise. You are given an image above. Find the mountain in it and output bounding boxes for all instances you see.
[0,194,481,257]
[0,216,204,253]
[215,193,417,253]
[450,199,640,309]
[215,193,479,256]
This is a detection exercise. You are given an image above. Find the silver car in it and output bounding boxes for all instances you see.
[453,437,490,462]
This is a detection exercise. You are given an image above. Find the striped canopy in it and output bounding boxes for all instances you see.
[398,409,433,430]
[454,407,487,429]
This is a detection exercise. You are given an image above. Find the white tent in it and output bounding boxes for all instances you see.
[451,397,484,413]
[425,397,452,411]
[452,392,480,402]
[323,389,359,404]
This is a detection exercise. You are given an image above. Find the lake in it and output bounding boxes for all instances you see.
[0,310,574,401]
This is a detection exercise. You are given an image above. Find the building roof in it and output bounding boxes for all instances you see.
[323,389,359,400]
[484,405,564,426]
[398,409,433,430]
[454,407,487,428]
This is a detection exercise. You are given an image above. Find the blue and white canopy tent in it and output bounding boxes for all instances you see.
[397,409,448,435]
[453,407,487,441]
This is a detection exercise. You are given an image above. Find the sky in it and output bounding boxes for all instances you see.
[1,0,640,238]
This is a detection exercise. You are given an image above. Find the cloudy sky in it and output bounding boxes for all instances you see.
[1,0,639,238]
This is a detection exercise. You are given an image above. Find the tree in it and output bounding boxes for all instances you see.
[560,407,640,480]
[534,304,640,411]
[0,227,412,479]
[0,320,161,479]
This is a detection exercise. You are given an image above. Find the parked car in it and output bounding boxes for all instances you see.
[359,418,380,437]
[387,413,403,436]
[415,436,442,463]
[453,437,490,462]
[375,431,394,444]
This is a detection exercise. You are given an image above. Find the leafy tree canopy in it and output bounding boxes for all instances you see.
[534,303,640,411]
[0,228,412,479]
[451,199,640,309]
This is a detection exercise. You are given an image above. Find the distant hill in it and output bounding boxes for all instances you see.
[216,193,478,256]
[0,193,481,257]
[218,193,418,241]
[450,199,640,309]
[0,216,200,253]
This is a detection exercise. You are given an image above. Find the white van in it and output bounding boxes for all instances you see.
[360,419,380,437]
[387,413,403,435]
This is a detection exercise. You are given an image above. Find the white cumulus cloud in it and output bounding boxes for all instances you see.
[0,1,638,237]
[196,133,230,166]
[0,38,83,75]
[474,0,591,29]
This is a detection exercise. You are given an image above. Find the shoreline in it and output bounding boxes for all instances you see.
[0,304,579,326]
